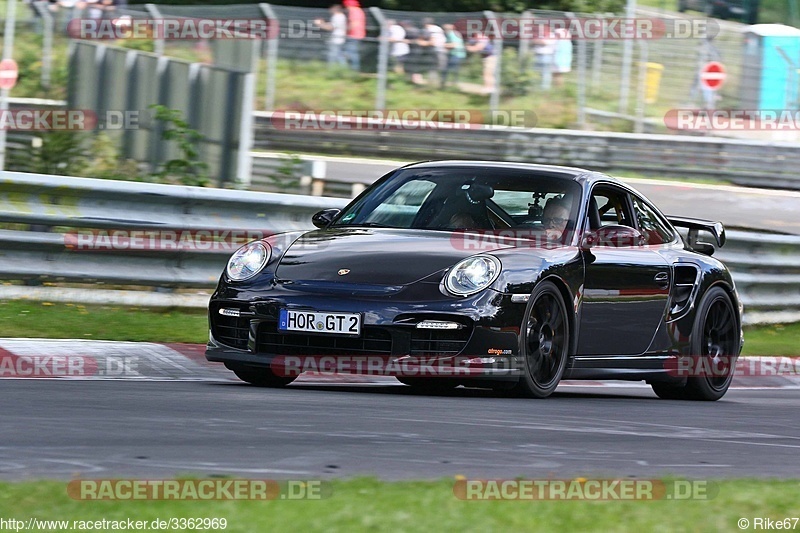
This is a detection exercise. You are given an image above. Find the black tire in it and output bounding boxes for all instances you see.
[650,286,738,401]
[396,376,460,392]
[512,281,570,399]
[230,365,296,388]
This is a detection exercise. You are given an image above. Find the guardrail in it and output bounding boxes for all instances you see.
[715,231,800,324]
[253,112,800,191]
[6,101,800,191]
[1,172,798,323]
[249,156,366,198]
[0,171,347,288]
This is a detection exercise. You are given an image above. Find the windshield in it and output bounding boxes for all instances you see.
[333,167,582,242]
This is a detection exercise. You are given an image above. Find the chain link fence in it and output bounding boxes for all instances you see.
[13,2,800,137]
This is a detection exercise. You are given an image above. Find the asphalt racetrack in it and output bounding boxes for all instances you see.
[3,379,800,481]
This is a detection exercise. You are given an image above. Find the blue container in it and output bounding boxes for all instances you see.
[740,24,800,110]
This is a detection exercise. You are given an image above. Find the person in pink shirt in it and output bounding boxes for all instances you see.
[342,0,365,71]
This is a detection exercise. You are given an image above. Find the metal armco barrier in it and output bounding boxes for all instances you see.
[715,231,800,323]
[0,172,798,323]
[253,112,800,191]
[0,171,347,287]
[6,101,800,191]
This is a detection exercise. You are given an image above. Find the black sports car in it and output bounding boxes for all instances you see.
[207,162,744,400]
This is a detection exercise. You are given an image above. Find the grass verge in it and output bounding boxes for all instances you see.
[0,300,208,344]
[0,477,799,532]
[740,323,800,357]
[0,300,796,356]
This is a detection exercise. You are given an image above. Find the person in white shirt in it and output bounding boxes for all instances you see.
[387,19,409,73]
[423,18,446,84]
[315,4,347,68]
[533,21,557,90]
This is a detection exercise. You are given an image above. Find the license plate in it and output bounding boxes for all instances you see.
[278,309,361,336]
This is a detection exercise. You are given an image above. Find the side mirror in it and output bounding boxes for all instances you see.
[581,225,646,250]
[312,209,340,229]
[580,232,595,251]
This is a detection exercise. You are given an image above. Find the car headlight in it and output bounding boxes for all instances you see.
[226,241,270,281]
[445,255,501,296]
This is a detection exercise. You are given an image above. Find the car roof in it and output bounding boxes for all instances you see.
[400,160,625,188]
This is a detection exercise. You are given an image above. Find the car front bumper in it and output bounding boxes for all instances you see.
[205,289,526,380]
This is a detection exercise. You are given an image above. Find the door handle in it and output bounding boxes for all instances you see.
[654,272,670,288]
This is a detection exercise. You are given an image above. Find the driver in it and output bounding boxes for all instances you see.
[542,197,571,241]
[448,212,479,230]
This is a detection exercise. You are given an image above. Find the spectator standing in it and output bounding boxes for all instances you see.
[314,4,347,68]
[552,28,573,88]
[342,0,366,72]
[387,19,409,74]
[407,21,436,85]
[403,21,424,84]
[85,0,103,19]
[423,18,446,85]
[441,23,466,89]
[533,23,556,90]
[466,31,497,95]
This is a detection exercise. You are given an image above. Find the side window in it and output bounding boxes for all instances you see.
[632,196,675,246]
[590,188,634,228]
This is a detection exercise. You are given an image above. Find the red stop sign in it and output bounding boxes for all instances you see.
[700,61,726,91]
[0,59,18,90]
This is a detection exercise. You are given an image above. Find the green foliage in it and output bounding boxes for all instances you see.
[83,133,146,181]
[9,131,88,176]
[266,154,304,190]
[10,27,69,100]
[7,131,147,182]
[501,47,534,97]
[150,105,210,187]
[117,38,156,53]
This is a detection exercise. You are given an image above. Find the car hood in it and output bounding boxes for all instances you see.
[275,227,501,285]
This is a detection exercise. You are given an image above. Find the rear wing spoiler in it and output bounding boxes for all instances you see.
[667,216,726,248]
